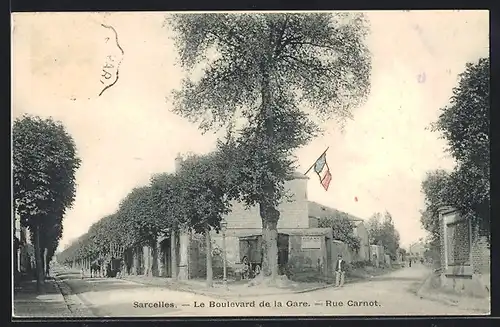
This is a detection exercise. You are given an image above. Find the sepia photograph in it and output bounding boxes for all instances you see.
[11,10,490,318]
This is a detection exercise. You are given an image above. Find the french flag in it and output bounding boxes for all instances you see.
[313,152,332,191]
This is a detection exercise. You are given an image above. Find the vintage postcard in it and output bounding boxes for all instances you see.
[12,10,490,318]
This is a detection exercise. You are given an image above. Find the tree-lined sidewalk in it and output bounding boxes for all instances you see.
[13,115,81,291]
[13,278,73,317]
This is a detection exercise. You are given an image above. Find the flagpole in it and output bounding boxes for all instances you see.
[304,147,330,175]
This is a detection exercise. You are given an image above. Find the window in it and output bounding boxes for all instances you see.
[446,220,471,266]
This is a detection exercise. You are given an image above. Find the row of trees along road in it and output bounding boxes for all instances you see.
[420,57,490,252]
[58,12,372,285]
[57,152,235,286]
[13,115,81,291]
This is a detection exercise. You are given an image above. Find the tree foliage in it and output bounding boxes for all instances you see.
[367,211,400,260]
[318,213,360,251]
[58,152,236,270]
[116,186,163,246]
[13,115,81,226]
[13,115,81,282]
[175,153,234,234]
[420,169,451,248]
[168,12,372,279]
[426,57,490,241]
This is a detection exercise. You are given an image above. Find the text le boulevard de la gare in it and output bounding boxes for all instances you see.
[192,300,382,308]
[133,300,382,309]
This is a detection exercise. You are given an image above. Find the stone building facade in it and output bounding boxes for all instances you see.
[307,201,370,261]
[205,172,336,280]
[13,211,32,278]
[438,206,490,297]
[128,155,369,282]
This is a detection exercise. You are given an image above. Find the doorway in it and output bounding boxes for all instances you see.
[160,238,172,277]
[277,233,289,275]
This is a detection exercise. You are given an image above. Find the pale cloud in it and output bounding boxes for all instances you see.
[11,10,489,249]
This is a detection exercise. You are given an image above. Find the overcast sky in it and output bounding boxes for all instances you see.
[11,11,489,249]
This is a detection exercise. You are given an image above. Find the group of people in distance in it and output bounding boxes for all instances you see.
[240,256,261,279]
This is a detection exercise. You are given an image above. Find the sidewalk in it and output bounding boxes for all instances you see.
[413,273,491,314]
[13,278,73,317]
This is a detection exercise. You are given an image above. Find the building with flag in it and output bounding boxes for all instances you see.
[313,151,332,191]
[133,154,369,282]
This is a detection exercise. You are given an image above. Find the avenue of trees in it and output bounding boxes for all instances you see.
[57,152,236,286]
[13,115,81,290]
[421,57,490,249]
[167,12,371,282]
[59,12,373,285]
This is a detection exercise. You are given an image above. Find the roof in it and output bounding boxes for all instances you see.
[308,201,364,222]
[287,171,309,180]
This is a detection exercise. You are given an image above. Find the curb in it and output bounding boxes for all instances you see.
[51,277,77,316]
[53,273,97,317]
[121,278,339,300]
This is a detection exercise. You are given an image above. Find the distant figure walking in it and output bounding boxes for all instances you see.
[409,259,412,267]
[80,267,85,279]
[334,254,346,287]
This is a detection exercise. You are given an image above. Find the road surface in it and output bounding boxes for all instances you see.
[55,265,489,317]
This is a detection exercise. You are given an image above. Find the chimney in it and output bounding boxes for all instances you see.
[174,153,183,173]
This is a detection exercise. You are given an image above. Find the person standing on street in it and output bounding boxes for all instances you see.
[334,254,346,287]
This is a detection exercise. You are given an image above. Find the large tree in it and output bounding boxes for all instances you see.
[168,12,371,281]
[13,115,81,290]
[430,57,490,242]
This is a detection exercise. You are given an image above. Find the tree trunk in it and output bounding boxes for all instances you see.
[205,226,213,287]
[133,248,139,275]
[260,204,279,281]
[40,248,45,279]
[151,239,159,277]
[43,248,50,277]
[156,240,164,277]
[258,55,280,282]
[171,230,177,280]
[34,225,45,291]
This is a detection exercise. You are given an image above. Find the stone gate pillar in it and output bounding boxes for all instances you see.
[178,230,190,280]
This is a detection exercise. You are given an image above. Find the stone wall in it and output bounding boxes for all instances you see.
[353,222,370,261]
[439,211,446,270]
[224,178,309,230]
[288,235,326,277]
[211,234,241,267]
[370,245,385,267]
[189,233,207,279]
[472,233,490,275]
